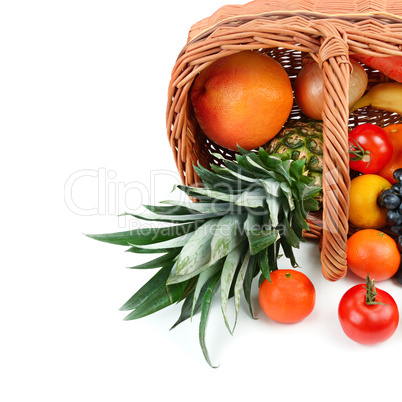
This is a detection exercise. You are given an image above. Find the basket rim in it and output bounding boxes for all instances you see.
[188,9,402,45]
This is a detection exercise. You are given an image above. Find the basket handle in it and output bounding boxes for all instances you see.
[313,22,351,280]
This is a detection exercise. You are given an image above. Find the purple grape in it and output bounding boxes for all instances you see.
[387,209,402,226]
[391,182,402,196]
[393,168,402,183]
[378,189,396,207]
[399,236,402,253]
[391,226,402,235]
[381,192,401,210]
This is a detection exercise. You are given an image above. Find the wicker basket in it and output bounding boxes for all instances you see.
[166,0,402,281]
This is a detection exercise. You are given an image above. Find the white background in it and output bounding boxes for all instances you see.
[2,1,402,401]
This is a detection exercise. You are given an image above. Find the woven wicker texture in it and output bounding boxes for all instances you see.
[166,0,402,281]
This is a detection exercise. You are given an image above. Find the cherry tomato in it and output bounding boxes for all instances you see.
[338,276,399,345]
[349,123,393,174]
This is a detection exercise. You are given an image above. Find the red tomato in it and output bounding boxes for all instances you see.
[349,123,393,174]
[338,277,399,345]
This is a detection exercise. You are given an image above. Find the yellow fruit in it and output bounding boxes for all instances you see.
[349,174,392,229]
[190,50,293,151]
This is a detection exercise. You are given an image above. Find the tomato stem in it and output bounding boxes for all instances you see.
[349,139,371,166]
[363,274,389,306]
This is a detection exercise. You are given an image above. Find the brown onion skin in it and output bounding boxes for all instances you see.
[294,59,368,120]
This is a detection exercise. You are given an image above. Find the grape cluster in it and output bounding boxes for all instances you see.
[378,168,402,284]
[378,169,402,243]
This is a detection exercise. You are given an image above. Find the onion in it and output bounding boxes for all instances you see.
[294,58,368,120]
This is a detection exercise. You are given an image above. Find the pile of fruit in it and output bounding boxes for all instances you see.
[89,50,402,366]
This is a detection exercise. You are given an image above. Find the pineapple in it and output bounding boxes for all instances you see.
[265,120,323,202]
[87,145,321,367]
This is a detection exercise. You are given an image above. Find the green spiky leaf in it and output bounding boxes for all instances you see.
[127,249,180,269]
[232,250,251,331]
[166,219,219,284]
[257,247,271,282]
[191,259,224,317]
[88,142,323,366]
[220,244,246,334]
[243,254,257,318]
[199,272,221,368]
[86,221,199,246]
[209,213,247,265]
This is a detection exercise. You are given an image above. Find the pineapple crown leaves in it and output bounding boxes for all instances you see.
[86,146,321,367]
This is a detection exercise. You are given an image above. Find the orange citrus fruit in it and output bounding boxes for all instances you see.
[347,229,401,281]
[190,50,293,151]
[258,269,316,323]
[349,174,392,229]
[377,124,402,184]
